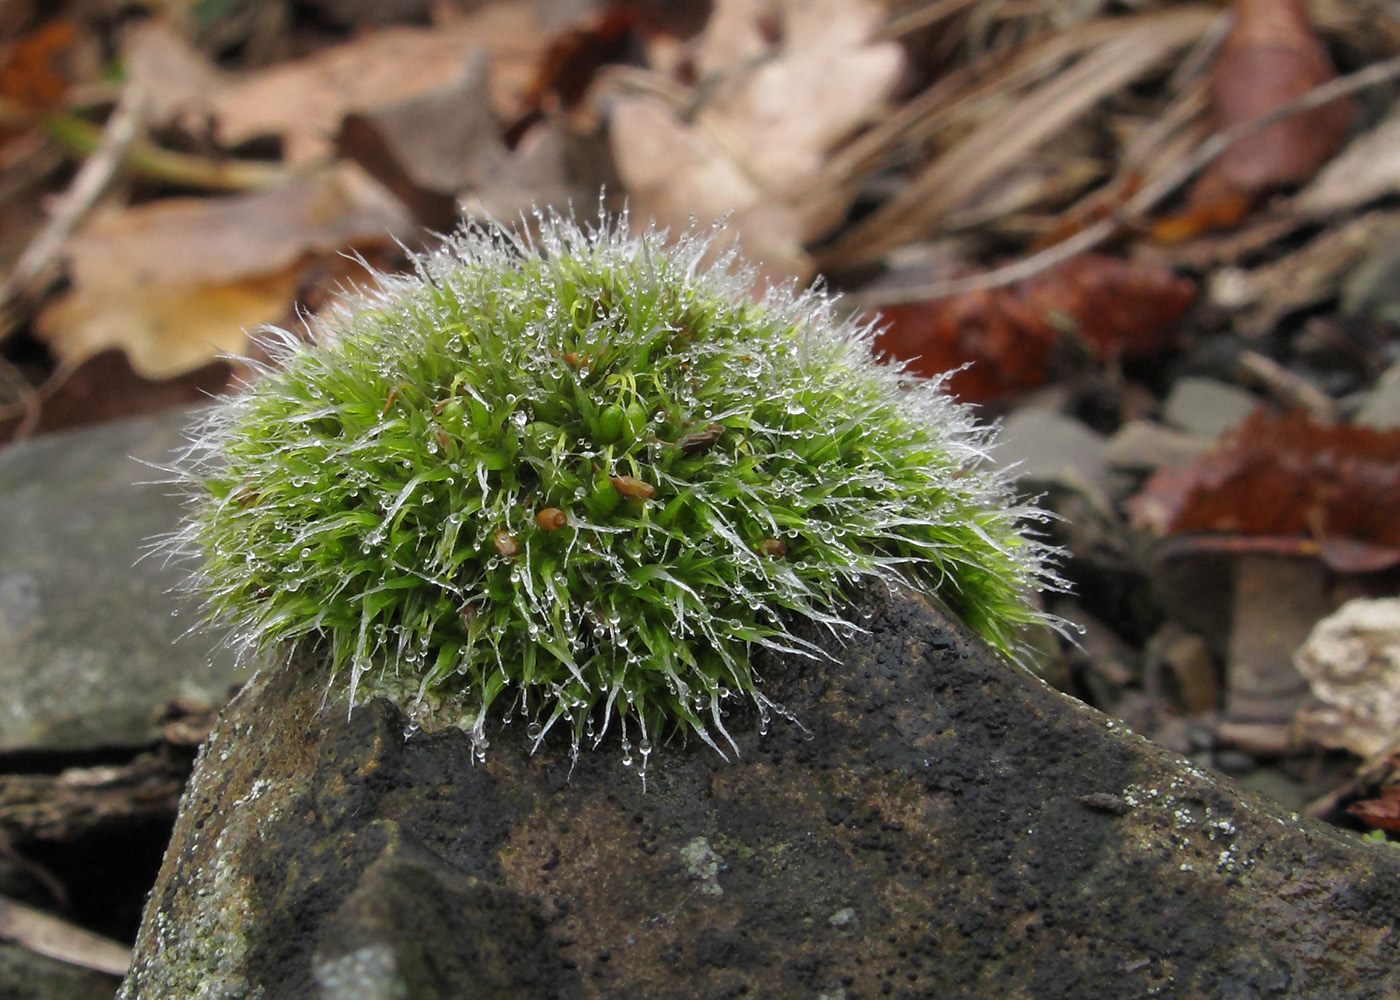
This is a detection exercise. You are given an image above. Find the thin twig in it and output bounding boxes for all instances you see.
[851,52,1400,308]
[1236,349,1337,421]
[43,112,291,192]
[0,894,131,977]
[0,83,145,312]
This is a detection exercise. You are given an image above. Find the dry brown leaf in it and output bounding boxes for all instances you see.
[120,19,227,133]
[35,165,412,378]
[336,45,581,230]
[506,3,641,140]
[608,0,903,282]
[1185,0,1353,222]
[39,271,301,379]
[337,50,505,229]
[210,3,547,166]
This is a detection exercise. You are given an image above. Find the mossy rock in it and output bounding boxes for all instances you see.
[121,589,1400,999]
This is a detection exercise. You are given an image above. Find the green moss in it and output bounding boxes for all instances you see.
[169,211,1060,765]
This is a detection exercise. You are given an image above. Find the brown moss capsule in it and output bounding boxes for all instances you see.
[610,474,656,500]
[758,537,787,557]
[536,507,568,530]
[493,529,520,558]
[553,349,589,368]
[457,602,479,632]
[677,423,725,455]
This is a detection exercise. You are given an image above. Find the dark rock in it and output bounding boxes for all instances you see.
[121,589,1400,999]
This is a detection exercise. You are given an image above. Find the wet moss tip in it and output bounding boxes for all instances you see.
[166,209,1063,769]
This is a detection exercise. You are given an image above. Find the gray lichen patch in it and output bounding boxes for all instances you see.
[312,945,405,1000]
[678,837,725,896]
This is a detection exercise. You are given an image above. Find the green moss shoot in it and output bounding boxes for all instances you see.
[168,211,1060,769]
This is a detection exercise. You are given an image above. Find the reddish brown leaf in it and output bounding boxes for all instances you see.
[1130,410,1400,572]
[1350,786,1400,831]
[0,20,77,113]
[1348,755,1400,832]
[1183,0,1353,225]
[873,253,1195,401]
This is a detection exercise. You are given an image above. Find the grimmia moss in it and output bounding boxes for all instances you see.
[167,211,1060,767]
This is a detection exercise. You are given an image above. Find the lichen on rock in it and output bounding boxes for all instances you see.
[164,209,1060,763]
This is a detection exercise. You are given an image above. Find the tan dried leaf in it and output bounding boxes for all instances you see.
[211,3,546,166]
[35,166,412,378]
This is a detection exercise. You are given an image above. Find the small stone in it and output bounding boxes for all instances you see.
[1356,358,1400,430]
[1294,597,1400,757]
[993,408,1111,510]
[1103,420,1213,472]
[1161,377,1260,439]
[0,409,252,753]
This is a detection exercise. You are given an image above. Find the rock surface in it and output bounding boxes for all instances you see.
[0,410,251,753]
[122,589,1400,999]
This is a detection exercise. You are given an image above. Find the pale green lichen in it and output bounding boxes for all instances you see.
[165,210,1060,765]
